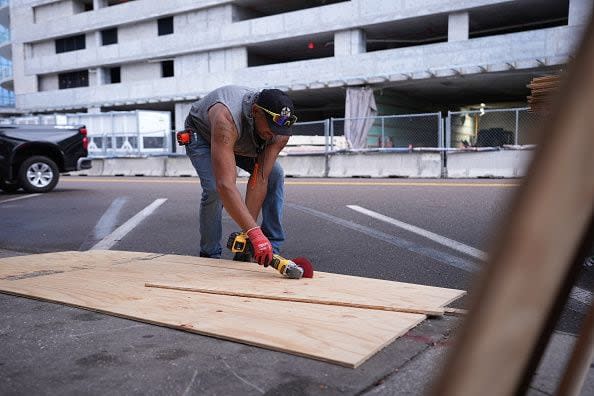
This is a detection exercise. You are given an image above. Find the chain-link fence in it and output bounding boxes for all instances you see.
[446,108,541,148]
[2,107,545,156]
[330,113,443,150]
[283,120,336,154]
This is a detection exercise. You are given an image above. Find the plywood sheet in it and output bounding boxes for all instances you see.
[0,250,464,367]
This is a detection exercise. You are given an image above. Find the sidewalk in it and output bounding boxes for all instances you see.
[363,330,593,396]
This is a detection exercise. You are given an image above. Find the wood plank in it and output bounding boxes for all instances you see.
[144,282,446,316]
[0,250,464,312]
[0,250,464,368]
[140,252,465,309]
[431,15,594,396]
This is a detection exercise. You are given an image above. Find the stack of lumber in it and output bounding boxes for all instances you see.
[527,74,562,114]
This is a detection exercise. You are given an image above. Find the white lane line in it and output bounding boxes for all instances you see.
[570,286,593,306]
[90,198,167,250]
[0,194,42,204]
[347,205,487,260]
[346,204,592,313]
[94,197,128,240]
[287,202,480,273]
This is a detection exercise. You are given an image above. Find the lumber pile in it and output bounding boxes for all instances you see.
[527,74,562,114]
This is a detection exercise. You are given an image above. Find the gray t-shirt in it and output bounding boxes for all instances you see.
[185,85,262,157]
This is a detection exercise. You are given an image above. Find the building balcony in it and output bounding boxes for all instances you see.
[0,87,15,108]
[0,0,9,29]
[0,63,12,91]
[0,29,11,59]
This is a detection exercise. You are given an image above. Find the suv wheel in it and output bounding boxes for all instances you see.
[0,178,20,193]
[18,156,60,193]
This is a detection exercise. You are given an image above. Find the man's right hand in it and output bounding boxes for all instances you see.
[246,226,273,267]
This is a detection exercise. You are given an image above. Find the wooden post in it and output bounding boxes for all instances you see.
[430,14,594,396]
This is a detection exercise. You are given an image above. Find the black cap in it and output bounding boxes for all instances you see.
[256,89,296,135]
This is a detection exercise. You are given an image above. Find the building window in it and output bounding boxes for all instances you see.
[55,34,86,54]
[58,70,89,89]
[161,60,174,77]
[109,67,121,84]
[158,17,174,36]
[101,28,118,46]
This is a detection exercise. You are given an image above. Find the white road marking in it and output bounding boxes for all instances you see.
[93,197,128,240]
[0,194,42,204]
[287,202,480,273]
[90,198,167,250]
[347,205,487,260]
[346,204,592,313]
[570,286,593,306]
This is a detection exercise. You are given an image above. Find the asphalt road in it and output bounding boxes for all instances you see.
[0,176,592,395]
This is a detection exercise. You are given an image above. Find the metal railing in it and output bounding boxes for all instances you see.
[445,108,540,148]
[0,87,13,107]
[0,30,9,44]
[0,108,544,156]
[0,64,12,80]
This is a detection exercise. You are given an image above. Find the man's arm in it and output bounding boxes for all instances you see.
[208,104,258,231]
[245,135,289,221]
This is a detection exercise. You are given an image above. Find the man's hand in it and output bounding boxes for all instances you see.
[246,226,273,267]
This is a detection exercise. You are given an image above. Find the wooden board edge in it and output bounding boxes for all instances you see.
[0,288,423,369]
[350,314,427,369]
[144,282,446,316]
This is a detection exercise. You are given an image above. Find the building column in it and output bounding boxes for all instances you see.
[334,29,366,56]
[88,67,104,86]
[93,0,107,10]
[569,0,593,26]
[175,102,193,131]
[448,12,469,42]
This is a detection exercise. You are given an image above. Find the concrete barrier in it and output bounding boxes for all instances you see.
[328,152,442,178]
[164,156,195,177]
[102,157,166,176]
[71,158,104,176]
[446,150,533,178]
[65,150,532,179]
[278,154,326,177]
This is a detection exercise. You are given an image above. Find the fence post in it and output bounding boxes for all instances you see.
[136,110,141,157]
[444,112,451,178]
[381,116,385,149]
[515,109,520,145]
[324,118,330,177]
[330,117,335,152]
[109,112,114,157]
[445,111,452,149]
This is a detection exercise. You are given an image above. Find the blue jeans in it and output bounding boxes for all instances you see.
[185,131,286,258]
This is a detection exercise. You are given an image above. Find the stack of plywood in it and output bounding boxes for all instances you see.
[527,74,562,114]
[0,250,465,368]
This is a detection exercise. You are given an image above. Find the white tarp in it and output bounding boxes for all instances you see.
[344,87,377,149]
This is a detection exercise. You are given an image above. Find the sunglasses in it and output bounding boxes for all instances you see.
[255,104,298,127]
